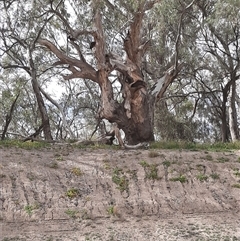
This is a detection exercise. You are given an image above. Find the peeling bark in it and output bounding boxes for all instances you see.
[38,3,181,145]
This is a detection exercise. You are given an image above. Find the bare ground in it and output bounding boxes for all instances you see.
[0,144,240,240]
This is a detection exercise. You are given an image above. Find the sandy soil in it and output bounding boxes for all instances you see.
[0,144,240,240]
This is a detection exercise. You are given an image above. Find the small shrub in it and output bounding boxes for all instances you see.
[210,173,220,180]
[71,167,82,176]
[107,206,114,215]
[196,174,208,182]
[24,203,39,216]
[140,161,160,180]
[232,184,240,188]
[66,188,79,199]
[163,160,171,167]
[112,168,129,193]
[139,160,149,168]
[170,175,187,183]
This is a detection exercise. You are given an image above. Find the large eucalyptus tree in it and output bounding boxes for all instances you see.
[38,0,194,144]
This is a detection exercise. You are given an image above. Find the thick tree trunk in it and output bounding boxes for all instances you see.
[118,94,155,145]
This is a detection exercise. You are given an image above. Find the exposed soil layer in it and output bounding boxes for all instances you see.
[1,145,240,240]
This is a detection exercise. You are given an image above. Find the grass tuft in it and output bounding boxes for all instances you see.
[150,141,240,151]
[0,140,49,149]
[196,174,208,182]
[66,188,79,199]
[170,175,187,183]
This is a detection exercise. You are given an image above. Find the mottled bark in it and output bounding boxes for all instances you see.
[229,81,239,142]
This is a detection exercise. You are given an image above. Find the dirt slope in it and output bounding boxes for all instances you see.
[0,145,240,240]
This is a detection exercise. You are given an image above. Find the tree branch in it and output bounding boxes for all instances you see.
[38,39,98,82]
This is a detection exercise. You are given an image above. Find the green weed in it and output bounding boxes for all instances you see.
[0,140,49,149]
[150,141,240,151]
[65,209,79,218]
[107,206,114,215]
[24,203,39,216]
[163,160,171,167]
[112,167,129,193]
[170,175,187,183]
[232,183,240,188]
[66,188,79,199]
[233,168,240,177]
[210,173,220,180]
[196,174,208,182]
[140,161,160,180]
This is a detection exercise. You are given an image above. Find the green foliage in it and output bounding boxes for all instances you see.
[112,168,129,193]
[66,188,79,199]
[140,161,160,180]
[196,174,208,182]
[0,140,49,149]
[163,160,171,167]
[150,141,240,151]
[107,206,114,215]
[170,175,187,183]
[210,173,220,180]
[233,168,240,177]
[24,203,39,216]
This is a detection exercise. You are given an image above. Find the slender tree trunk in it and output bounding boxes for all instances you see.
[221,91,228,142]
[30,70,53,140]
[229,80,239,142]
[1,93,19,140]
[28,49,53,141]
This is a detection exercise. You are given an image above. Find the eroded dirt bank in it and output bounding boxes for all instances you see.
[0,145,240,240]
